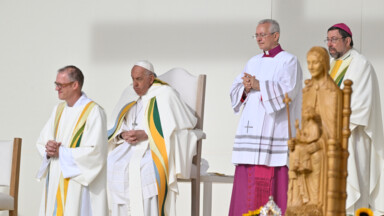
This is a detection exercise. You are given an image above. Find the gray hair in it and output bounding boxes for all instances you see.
[145,69,157,78]
[258,19,280,34]
[58,65,84,88]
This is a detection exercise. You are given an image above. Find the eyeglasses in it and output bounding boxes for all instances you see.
[54,81,74,89]
[252,32,275,39]
[324,37,345,44]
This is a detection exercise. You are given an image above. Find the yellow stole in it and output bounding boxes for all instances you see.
[330,59,343,79]
[107,78,168,142]
[51,101,96,215]
[329,54,353,87]
[146,96,168,216]
[107,101,136,141]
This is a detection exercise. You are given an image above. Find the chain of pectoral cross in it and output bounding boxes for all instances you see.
[132,98,142,129]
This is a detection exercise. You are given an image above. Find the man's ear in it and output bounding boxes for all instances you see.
[73,81,80,90]
[273,32,280,42]
[345,37,352,48]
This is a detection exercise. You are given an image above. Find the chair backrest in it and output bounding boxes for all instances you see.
[158,68,206,130]
[0,140,14,187]
[158,68,206,216]
[0,138,22,213]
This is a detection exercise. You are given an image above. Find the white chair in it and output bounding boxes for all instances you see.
[158,68,206,216]
[159,68,234,216]
[0,138,22,216]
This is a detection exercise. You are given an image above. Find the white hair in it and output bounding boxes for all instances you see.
[258,19,280,34]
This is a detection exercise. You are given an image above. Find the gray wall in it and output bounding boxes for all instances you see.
[0,0,383,215]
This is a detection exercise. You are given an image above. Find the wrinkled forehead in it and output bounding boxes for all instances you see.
[131,65,149,77]
[327,29,342,38]
[256,23,271,33]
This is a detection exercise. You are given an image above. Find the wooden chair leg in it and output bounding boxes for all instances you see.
[203,182,212,216]
[191,178,200,216]
[10,138,22,216]
[9,210,17,216]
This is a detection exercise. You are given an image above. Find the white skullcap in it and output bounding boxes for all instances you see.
[134,60,154,73]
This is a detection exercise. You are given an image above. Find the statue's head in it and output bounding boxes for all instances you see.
[307,46,330,80]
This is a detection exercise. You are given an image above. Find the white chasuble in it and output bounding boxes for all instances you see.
[330,49,384,215]
[230,50,302,167]
[36,94,108,216]
[108,81,200,216]
[107,98,159,216]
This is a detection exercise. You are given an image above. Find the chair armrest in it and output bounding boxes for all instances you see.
[200,174,234,183]
[191,129,206,140]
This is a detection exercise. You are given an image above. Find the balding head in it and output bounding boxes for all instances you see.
[58,65,84,89]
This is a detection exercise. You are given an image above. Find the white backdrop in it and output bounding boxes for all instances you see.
[0,0,383,215]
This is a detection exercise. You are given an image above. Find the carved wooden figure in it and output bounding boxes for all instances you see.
[286,47,352,216]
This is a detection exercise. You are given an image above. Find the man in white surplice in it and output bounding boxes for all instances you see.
[229,19,302,215]
[107,61,199,216]
[326,23,384,215]
[36,66,108,216]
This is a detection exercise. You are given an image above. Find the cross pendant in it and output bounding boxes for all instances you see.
[132,122,138,129]
[244,121,253,133]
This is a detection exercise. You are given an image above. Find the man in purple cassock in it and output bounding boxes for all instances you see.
[229,19,303,215]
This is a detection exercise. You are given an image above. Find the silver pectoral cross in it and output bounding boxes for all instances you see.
[132,98,141,130]
[245,121,253,133]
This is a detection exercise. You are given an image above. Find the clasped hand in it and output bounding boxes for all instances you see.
[242,72,260,93]
[45,140,61,158]
[120,130,148,145]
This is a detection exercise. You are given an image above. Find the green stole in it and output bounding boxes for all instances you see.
[329,54,353,87]
[146,96,168,216]
[107,78,168,141]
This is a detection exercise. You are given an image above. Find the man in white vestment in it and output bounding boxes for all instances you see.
[107,60,198,216]
[36,66,108,216]
[326,23,384,215]
[229,19,302,215]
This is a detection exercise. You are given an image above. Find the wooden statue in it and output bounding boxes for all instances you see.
[285,47,353,216]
